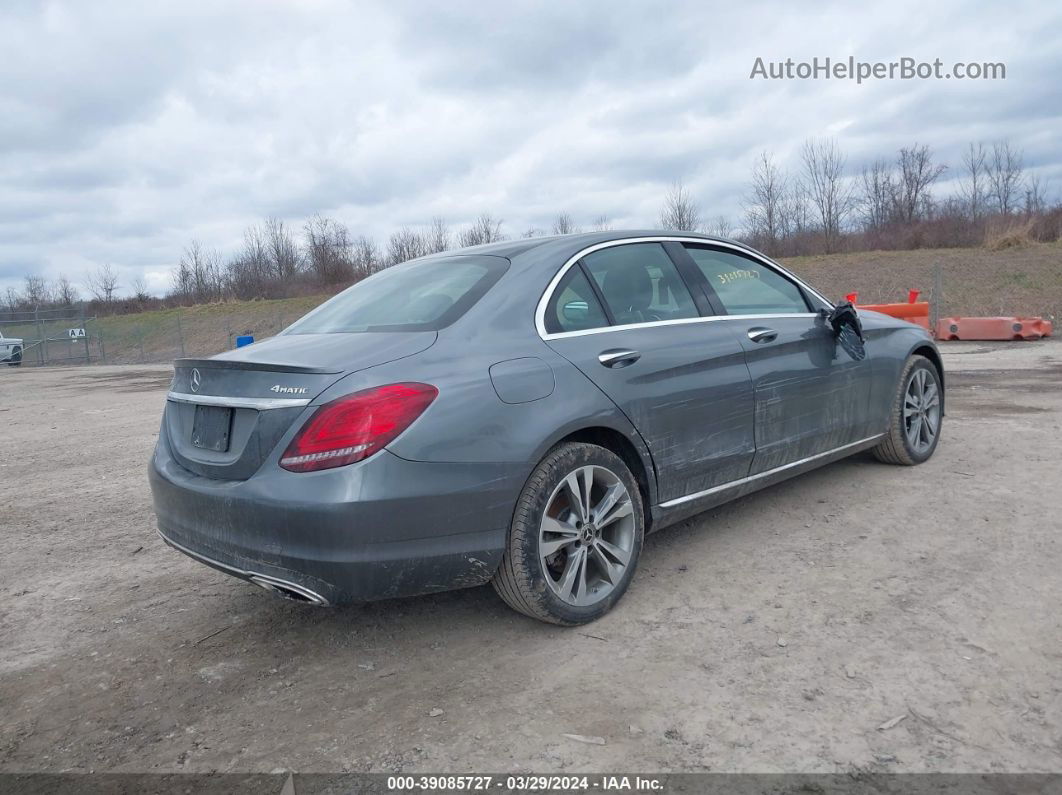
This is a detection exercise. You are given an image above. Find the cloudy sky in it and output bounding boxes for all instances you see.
[2,0,1060,298]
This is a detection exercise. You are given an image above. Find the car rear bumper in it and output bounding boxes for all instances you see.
[149,438,522,604]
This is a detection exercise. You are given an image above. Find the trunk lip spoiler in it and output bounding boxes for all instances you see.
[174,357,342,375]
[167,392,312,411]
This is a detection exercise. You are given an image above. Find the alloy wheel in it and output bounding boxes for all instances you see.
[539,465,636,606]
[904,367,940,454]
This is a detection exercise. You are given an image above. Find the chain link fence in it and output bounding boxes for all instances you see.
[87,306,300,365]
[0,308,101,367]
[0,300,314,367]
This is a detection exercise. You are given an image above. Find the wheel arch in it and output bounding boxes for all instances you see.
[911,343,945,414]
[552,426,657,532]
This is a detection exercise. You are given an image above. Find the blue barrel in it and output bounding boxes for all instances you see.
[235,335,254,348]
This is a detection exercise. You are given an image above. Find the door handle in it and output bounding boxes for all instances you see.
[747,327,778,344]
[598,348,641,368]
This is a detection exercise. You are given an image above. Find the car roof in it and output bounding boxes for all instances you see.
[419,229,752,269]
[434,229,719,257]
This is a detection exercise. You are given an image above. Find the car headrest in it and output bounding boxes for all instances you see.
[601,265,653,317]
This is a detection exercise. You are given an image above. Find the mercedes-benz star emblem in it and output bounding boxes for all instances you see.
[190,368,202,393]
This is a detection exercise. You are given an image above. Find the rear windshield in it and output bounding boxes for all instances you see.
[284,256,508,334]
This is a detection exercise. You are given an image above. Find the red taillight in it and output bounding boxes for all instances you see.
[279,382,438,473]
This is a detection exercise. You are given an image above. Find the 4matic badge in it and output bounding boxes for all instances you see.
[270,384,308,394]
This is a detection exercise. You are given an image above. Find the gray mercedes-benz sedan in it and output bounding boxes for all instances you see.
[150,231,943,625]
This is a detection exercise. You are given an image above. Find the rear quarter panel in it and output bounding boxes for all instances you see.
[308,330,659,507]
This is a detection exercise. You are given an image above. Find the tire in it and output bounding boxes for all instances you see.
[492,442,644,625]
[7,348,21,367]
[872,355,942,466]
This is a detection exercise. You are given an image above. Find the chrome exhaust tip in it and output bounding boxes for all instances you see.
[248,574,329,606]
[157,530,330,606]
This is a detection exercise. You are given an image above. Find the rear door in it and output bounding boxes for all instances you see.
[678,243,873,474]
[541,242,755,503]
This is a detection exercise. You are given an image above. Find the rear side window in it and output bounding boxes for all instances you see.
[544,268,609,334]
[284,256,508,333]
[684,246,809,315]
[581,243,698,326]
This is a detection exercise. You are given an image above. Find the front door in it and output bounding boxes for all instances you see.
[678,243,873,474]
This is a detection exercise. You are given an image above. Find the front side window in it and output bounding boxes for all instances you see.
[284,256,507,333]
[581,243,699,326]
[684,246,809,315]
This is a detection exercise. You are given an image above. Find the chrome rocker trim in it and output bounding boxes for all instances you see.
[659,435,885,509]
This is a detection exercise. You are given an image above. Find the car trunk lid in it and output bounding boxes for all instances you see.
[165,331,436,479]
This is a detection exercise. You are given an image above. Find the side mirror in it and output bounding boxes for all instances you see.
[562,300,590,323]
[821,302,866,360]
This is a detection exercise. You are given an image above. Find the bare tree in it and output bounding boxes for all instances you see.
[55,274,79,306]
[704,215,734,238]
[1023,173,1047,216]
[743,151,788,252]
[353,236,383,278]
[131,278,152,302]
[989,140,1024,215]
[173,241,223,302]
[388,227,427,265]
[860,159,895,230]
[459,213,505,247]
[960,142,988,220]
[591,215,612,231]
[425,217,451,254]
[23,275,53,306]
[784,180,814,237]
[551,213,579,235]
[659,181,700,231]
[893,144,947,223]
[521,226,542,238]
[87,263,120,303]
[264,218,302,280]
[303,214,355,284]
[240,223,270,277]
[224,224,274,299]
[801,138,856,252]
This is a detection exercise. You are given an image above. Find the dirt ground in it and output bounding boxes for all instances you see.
[1,341,1060,775]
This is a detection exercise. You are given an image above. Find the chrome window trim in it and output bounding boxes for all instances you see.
[167,392,312,410]
[535,236,832,340]
[658,434,885,509]
[541,313,819,340]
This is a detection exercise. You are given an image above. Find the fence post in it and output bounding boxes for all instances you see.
[931,262,943,335]
[138,324,146,362]
[97,319,107,364]
[81,308,90,363]
[35,306,44,366]
[176,312,186,357]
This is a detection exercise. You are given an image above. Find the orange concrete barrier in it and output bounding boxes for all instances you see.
[936,317,1054,341]
[857,302,931,331]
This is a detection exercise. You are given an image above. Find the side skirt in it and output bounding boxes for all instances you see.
[650,434,885,532]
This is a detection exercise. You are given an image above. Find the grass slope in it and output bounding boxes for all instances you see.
[782,241,1062,319]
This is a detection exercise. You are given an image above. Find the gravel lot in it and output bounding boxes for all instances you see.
[1,341,1060,774]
